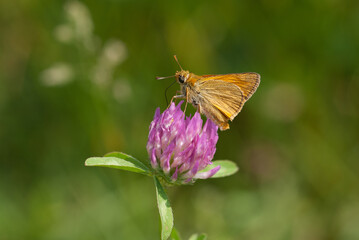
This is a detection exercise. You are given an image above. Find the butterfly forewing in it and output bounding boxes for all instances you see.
[198,73,260,101]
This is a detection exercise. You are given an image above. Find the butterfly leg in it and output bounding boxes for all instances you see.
[182,88,191,115]
[171,94,185,103]
[167,94,185,108]
[183,101,188,115]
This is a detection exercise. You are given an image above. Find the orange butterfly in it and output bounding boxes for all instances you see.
[157,56,260,131]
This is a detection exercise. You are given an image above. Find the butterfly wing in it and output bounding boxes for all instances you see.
[195,79,245,126]
[199,97,232,131]
[198,72,260,101]
[185,72,260,130]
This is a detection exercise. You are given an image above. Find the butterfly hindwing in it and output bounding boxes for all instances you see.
[196,79,245,121]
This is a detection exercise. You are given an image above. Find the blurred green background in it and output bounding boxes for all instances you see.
[1,0,359,239]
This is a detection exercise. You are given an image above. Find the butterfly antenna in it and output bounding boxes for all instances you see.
[156,75,175,80]
[164,79,177,105]
[173,55,183,71]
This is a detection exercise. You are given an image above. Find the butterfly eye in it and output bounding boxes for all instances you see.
[178,75,185,83]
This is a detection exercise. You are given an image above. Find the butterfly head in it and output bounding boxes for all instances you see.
[175,70,190,84]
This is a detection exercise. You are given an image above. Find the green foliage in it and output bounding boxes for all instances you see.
[170,227,181,240]
[202,160,239,178]
[85,152,150,175]
[85,152,238,239]
[154,177,174,240]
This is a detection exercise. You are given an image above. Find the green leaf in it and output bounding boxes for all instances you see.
[200,160,238,178]
[154,177,173,240]
[85,152,150,175]
[104,152,150,172]
[170,227,182,240]
[188,233,207,240]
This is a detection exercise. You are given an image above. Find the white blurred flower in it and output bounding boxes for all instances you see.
[103,40,127,65]
[64,0,95,51]
[40,63,74,86]
[93,40,127,86]
[47,1,128,89]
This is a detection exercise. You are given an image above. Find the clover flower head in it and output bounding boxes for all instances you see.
[146,101,220,184]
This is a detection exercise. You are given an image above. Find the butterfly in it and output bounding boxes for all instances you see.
[157,56,260,130]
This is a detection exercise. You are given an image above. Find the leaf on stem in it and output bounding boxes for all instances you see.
[85,152,150,175]
[154,177,174,240]
[199,160,238,178]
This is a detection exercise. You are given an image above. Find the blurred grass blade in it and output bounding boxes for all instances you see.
[199,160,238,178]
[189,233,207,240]
[85,152,150,175]
[170,227,181,240]
[154,177,173,240]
